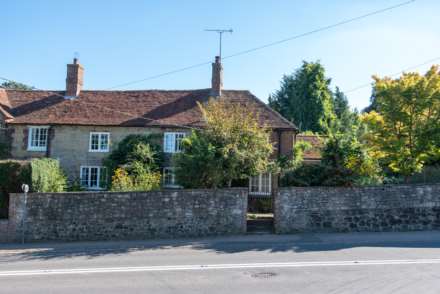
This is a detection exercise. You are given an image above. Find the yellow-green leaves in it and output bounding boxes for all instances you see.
[362,66,440,177]
[174,98,274,188]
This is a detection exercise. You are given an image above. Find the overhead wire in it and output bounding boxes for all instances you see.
[105,0,416,90]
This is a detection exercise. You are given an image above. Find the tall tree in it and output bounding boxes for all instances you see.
[361,66,440,178]
[331,87,358,133]
[174,99,274,188]
[269,61,335,133]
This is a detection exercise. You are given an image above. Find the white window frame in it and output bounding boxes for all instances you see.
[163,167,180,188]
[27,126,49,152]
[163,132,186,153]
[249,173,272,196]
[80,166,107,190]
[89,132,110,152]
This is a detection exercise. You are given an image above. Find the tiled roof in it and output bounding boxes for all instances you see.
[296,135,325,161]
[0,89,297,130]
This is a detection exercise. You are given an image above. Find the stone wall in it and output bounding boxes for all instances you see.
[275,185,440,233]
[0,220,9,242]
[4,188,247,242]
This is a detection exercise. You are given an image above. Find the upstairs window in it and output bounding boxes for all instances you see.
[80,166,107,189]
[163,132,186,153]
[27,126,49,151]
[89,132,110,152]
[249,173,272,196]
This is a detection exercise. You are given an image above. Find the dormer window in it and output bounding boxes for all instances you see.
[27,126,49,152]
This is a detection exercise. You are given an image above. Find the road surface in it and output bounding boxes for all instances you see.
[1,231,440,293]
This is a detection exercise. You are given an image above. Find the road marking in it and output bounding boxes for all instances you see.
[1,259,440,277]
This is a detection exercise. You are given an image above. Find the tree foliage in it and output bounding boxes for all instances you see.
[30,158,67,192]
[331,87,358,133]
[320,129,382,186]
[105,135,163,191]
[361,66,440,177]
[0,81,34,90]
[110,167,161,192]
[269,61,335,133]
[174,99,274,188]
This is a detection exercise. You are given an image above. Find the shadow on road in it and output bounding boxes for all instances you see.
[2,232,440,261]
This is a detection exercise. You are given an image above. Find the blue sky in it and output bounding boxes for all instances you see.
[2,0,439,110]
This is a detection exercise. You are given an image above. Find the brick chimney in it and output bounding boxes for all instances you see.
[65,58,84,98]
[211,56,223,97]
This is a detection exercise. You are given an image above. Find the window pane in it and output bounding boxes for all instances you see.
[100,134,109,151]
[90,134,99,150]
[175,133,185,152]
[39,128,48,147]
[262,173,270,194]
[30,128,37,147]
[250,175,259,192]
[80,167,89,187]
[164,133,175,153]
[163,168,175,186]
[90,167,98,187]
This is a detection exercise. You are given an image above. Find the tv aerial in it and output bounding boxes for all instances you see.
[205,29,233,60]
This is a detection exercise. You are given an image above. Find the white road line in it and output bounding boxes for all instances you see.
[2,259,440,277]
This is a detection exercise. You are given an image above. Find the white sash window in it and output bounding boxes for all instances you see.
[164,132,186,153]
[27,126,49,151]
[249,173,272,196]
[89,132,110,152]
[80,166,107,189]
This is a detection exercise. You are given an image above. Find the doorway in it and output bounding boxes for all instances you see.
[247,194,274,234]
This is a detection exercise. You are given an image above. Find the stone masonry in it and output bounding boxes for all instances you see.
[275,185,440,233]
[3,188,247,242]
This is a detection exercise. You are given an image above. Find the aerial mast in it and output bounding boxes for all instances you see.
[204,29,233,59]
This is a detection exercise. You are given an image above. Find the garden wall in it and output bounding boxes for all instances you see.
[0,220,9,242]
[275,184,440,233]
[2,188,247,242]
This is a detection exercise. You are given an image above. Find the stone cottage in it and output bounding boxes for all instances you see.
[0,56,298,196]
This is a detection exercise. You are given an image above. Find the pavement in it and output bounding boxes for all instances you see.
[1,231,440,293]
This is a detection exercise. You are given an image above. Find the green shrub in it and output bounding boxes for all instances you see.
[110,167,161,192]
[67,179,85,192]
[104,134,164,191]
[30,158,67,192]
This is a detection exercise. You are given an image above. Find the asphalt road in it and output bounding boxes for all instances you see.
[1,231,440,293]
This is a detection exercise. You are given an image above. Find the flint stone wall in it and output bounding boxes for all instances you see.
[275,185,440,233]
[5,188,247,242]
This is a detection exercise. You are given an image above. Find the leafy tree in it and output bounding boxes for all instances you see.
[105,135,163,191]
[331,87,358,133]
[0,81,34,90]
[174,99,274,188]
[363,88,378,113]
[361,66,440,178]
[320,131,382,186]
[269,61,335,133]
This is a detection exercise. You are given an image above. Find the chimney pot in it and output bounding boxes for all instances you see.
[65,58,84,98]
